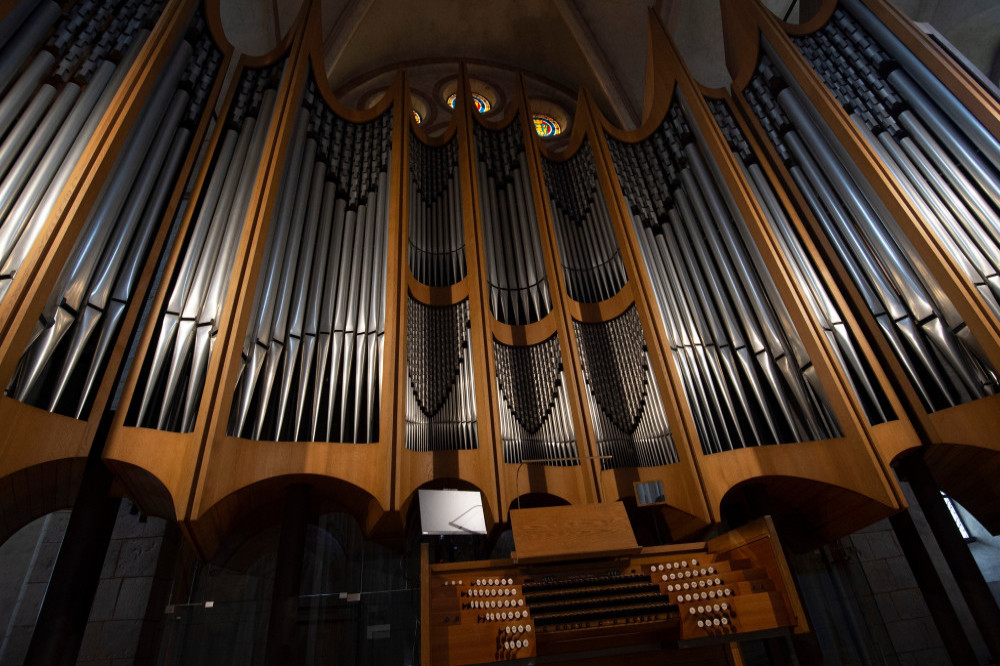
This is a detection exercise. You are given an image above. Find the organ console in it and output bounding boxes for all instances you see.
[421,506,802,665]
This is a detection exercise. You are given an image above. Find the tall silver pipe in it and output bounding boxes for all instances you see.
[0,50,55,140]
[18,85,189,404]
[0,0,60,96]
[71,128,191,418]
[294,164,331,440]
[0,82,78,233]
[0,31,147,300]
[137,128,238,426]
[839,0,1000,174]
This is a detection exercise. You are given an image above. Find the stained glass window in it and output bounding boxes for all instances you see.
[413,109,422,123]
[447,92,491,113]
[533,114,561,137]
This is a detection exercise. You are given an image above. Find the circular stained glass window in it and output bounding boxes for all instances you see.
[447,92,491,113]
[533,114,561,137]
[413,109,422,124]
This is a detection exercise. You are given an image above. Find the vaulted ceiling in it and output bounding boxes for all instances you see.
[218,0,1000,130]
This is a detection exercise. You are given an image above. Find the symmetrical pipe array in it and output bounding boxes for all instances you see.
[793,4,1000,326]
[572,306,676,469]
[744,44,999,411]
[0,0,166,305]
[131,61,285,433]
[494,335,578,465]
[7,13,221,419]
[408,134,465,287]
[542,139,627,303]
[707,97,894,424]
[608,97,840,454]
[475,117,552,326]
[228,77,393,443]
[405,297,478,452]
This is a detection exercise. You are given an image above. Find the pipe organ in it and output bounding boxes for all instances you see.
[743,50,998,412]
[494,335,579,466]
[226,77,393,443]
[132,58,284,433]
[572,306,677,469]
[405,297,478,452]
[1,0,1000,616]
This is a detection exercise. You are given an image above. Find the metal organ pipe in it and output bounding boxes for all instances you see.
[542,139,627,303]
[792,8,1000,326]
[408,135,465,286]
[494,335,578,465]
[405,298,478,452]
[0,0,60,95]
[475,118,552,326]
[130,61,283,432]
[0,0,170,304]
[744,45,999,412]
[227,78,393,443]
[572,307,676,469]
[608,99,841,454]
[707,97,893,424]
[4,8,222,418]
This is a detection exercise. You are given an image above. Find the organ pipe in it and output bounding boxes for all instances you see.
[572,306,677,469]
[7,13,222,418]
[131,60,285,432]
[405,297,478,452]
[0,0,168,304]
[706,96,895,425]
[475,117,552,326]
[743,43,999,412]
[494,335,579,466]
[228,76,393,443]
[608,94,841,454]
[542,139,627,303]
[408,134,465,287]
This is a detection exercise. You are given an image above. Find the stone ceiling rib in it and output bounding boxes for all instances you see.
[551,0,639,127]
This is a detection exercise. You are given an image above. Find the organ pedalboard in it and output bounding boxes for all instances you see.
[421,506,803,664]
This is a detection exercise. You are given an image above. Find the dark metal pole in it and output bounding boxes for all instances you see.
[888,509,979,663]
[23,417,121,666]
[899,453,1000,662]
[265,483,311,666]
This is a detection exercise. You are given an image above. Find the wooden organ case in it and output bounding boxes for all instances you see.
[0,0,997,659]
[422,506,802,665]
